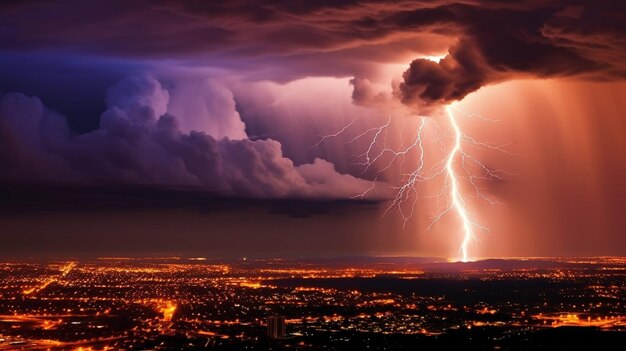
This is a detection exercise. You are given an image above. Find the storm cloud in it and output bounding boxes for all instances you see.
[0,76,390,199]
[398,2,626,105]
[0,0,624,200]
[1,1,624,98]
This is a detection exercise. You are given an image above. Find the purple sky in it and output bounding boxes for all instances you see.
[1,1,625,258]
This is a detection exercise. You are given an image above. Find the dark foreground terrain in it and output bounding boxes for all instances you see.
[0,257,624,350]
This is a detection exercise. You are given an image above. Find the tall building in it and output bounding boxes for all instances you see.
[267,315,286,339]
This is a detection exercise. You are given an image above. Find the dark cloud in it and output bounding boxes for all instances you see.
[0,53,144,133]
[399,39,490,105]
[0,76,390,200]
[349,78,389,106]
[0,183,378,219]
[399,1,626,105]
[1,1,623,106]
[0,1,456,84]
[0,0,437,57]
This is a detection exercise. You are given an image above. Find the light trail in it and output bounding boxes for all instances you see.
[23,262,76,296]
[314,104,510,262]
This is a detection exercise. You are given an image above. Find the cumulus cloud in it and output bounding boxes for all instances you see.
[0,76,390,200]
[349,78,389,106]
[0,93,75,182]
[166,79,247,139]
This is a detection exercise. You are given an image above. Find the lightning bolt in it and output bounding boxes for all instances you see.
[445,105,473,262]
[314,104,510,262]
[428,105,513,261]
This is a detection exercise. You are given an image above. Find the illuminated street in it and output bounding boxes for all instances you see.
[1,257,625,350]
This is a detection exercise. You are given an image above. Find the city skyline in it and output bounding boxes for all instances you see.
[0,257,624,350]
[1,1,625,259]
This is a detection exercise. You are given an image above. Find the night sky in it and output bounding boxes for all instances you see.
[1,1,625,259]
